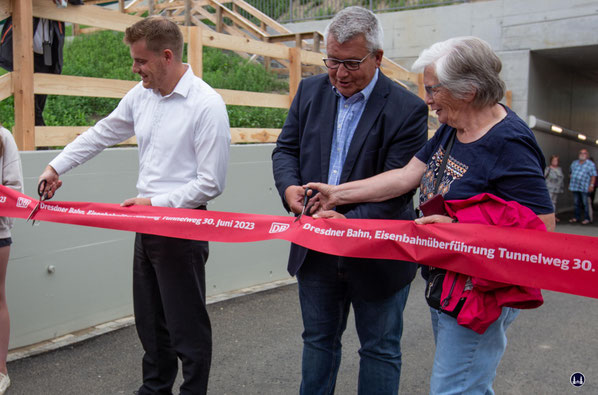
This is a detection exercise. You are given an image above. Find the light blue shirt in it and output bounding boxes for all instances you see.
[327,69,379,185]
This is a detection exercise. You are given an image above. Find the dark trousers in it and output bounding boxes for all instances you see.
[133,233,212,395]
[33,53,55,126]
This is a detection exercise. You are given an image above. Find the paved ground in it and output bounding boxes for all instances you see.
[5,218,598,394]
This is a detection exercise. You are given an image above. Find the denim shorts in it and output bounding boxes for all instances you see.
[0,238,12,248]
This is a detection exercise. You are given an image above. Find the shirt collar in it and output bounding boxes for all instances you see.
[157,64,194,99]
[332,68,379,102]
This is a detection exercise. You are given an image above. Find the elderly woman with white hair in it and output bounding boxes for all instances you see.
[307,36,555,394]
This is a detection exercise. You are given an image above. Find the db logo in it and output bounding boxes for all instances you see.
[16,197,31,208]
[0,196,6,203]
[269,222,289,234]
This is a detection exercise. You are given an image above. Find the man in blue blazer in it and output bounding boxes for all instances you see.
[272,6,428,394]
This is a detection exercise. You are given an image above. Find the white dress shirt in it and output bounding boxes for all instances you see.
[50,65,231,208]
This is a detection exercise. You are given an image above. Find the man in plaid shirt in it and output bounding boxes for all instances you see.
[569,148,597,224]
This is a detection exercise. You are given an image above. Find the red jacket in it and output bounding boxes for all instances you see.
[439,193,545,334]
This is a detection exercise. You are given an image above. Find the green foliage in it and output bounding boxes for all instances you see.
[227,106,288,128]
[0,30,289,131]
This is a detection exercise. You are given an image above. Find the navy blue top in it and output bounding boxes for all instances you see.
[415,106,553,215]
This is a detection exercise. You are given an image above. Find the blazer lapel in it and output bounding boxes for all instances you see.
[340,73,389,183]
[319,82,338,182]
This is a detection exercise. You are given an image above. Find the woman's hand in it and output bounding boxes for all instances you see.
[414,215,455,225]
[304,182,338,213]
[313,210,346,219]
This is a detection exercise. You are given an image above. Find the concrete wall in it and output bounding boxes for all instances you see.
[9,145,290,349]
[286,0,598,121]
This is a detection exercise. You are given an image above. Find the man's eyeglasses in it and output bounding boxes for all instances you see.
[323,53,373,71]
[424,83,443,95]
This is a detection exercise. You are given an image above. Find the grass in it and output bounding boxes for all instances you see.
[0,30,289,132]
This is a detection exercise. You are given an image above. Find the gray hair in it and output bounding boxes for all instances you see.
[324,6,383,52]
[412,36,505,108]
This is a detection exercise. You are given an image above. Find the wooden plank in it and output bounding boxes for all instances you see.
[34,74,138,98]
[208,0,266,40]
[216,89,289,109]
[36,126,280,146]
[32,0,142,32]
[0,72,12,101]
[0,0,10,21]
[34,73,289,108]
[187,26,203,78]
[201,30,289,59]
[230,128,280,144]
[506,90,512,108]
[288,47,301,102]
[36,126,137,147]
[299,48,323,67]
[380,57,418,84]
[12,0,36,151]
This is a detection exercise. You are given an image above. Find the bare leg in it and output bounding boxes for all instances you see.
[0,246,10,374]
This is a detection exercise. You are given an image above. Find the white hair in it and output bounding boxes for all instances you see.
[324,6,383,52]
[412,36,506,107]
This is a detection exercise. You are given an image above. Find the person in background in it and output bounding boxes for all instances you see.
[568,148,596,224]
[0,127,23,395]
[307,36,555,394]
[587,156,597,222]
[544,155,564,222]
[272,6,428,394]
[37,17,230,394]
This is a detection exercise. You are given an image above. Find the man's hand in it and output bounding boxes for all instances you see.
[121,197,152,207]
[414,215,455,225]
[38,165,62,199]
[285,185,306,214]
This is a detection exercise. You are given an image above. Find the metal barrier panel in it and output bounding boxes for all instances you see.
[9,144,291,349]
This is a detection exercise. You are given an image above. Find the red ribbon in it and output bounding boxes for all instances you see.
[2,185,597,299]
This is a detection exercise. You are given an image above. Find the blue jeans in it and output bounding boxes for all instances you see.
[573,191,590,221]
[297,259,411,395]
[429,307,519,395]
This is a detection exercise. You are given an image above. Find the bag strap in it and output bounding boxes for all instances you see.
[433,130,457,195]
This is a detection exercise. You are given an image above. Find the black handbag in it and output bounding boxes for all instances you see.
[421,131,463,316]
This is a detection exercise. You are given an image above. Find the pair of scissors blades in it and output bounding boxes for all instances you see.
[294,188,313,222]
[26,180,49,226]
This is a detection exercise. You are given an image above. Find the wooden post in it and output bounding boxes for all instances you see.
[312,32,320,53]
[289,47,301,103]
[118,0,125,13]
[73,23,80,36]
[188,27,203,79]
[148,0,154,16]
[417,73,425,100]
[263,37,271,72]
[12,0,35,151]
[215,6,223,33]
[184,0,191,26]
[506,90,512,108]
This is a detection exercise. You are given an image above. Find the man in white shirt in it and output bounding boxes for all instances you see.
[38,17,230,395]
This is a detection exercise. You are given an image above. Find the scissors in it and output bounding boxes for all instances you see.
[26,180,49,226]
[294,188,314,222]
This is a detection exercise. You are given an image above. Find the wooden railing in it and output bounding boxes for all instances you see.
[2,0,482,151]
[0,0,329,150]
